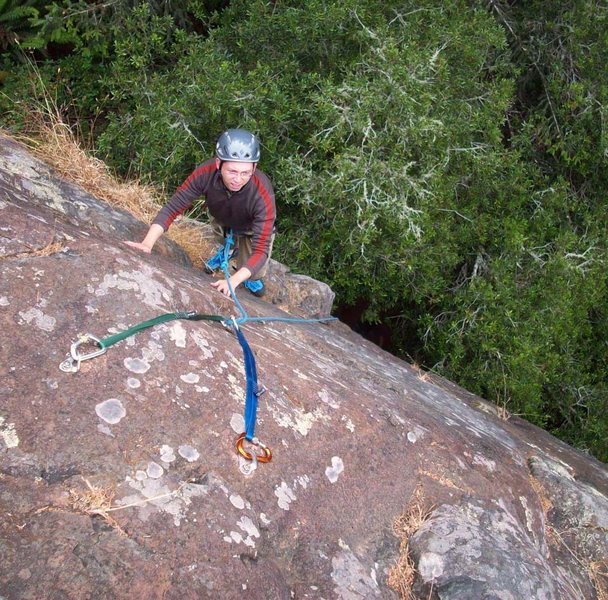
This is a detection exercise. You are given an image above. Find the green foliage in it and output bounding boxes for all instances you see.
[0,0,45,52]
[0,0,606,460]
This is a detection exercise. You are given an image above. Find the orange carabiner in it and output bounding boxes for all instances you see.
[235,433,272,463]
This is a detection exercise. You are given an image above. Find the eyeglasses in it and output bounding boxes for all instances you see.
[225,168,254,179]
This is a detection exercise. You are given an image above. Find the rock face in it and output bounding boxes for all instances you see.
[0,134,607,600]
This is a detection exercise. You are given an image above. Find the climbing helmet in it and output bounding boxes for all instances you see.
[216,129,260,163]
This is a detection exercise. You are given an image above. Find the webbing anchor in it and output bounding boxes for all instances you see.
[235,433,272,464]
[59,334,107,373]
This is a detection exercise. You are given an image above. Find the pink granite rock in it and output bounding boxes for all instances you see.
[0,135,606,600]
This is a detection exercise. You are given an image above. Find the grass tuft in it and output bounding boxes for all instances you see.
[388,487,434,599]
[6,93,212,267]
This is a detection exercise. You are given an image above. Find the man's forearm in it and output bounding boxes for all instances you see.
[230,266,252,288]
[141,224,165,250]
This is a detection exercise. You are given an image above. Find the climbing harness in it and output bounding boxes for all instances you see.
[204,243,238,274]
[60,230,336,469]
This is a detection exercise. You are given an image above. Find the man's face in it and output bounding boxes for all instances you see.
[216,159,256,192]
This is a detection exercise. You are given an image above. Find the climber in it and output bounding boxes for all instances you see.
[125,128,276,298]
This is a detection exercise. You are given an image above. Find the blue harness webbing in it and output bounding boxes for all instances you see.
[217,230,336,458]
[234,325,259,441]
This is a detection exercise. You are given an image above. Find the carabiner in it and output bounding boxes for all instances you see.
[59,333,107,373]
[235,432,272,463]
[221,316,240,334]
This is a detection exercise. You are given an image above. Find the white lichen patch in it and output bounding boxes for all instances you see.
[325,457,344,484]
[260,513,271,525]
[146,462,164,479]
[268,404,330,437]
[234,516,260,548]
[18,307,56,332]
[92,266,174,309]
[0,416,19,448]
[341,416,355,432]
[0,296,9,306]
[418,552,445,581]
[331,546,381,598]
[541,456,575,481]
[142,340,165,363]
[318,389,340,409]
[230,494,246,510]
[179,289,191,305]
[97,423,114,437]
[124,357,150,374]
[472,454,496,473]
[127,378,141,389]
[226,373,246,402]
[120,475,208,526]
[44,378,58,390]
[520,496,536,537]
[12,160,68,214]
[180,373,200,384]
[275,481,297,510]
[178,445,200,462]
[225,531,244,544]
[296,475,310,489]
[169,322,187,348]
[189,330,214,360]
[160,445,176,463]
[408,424,428,444]
[95,399,126,424]
[224,349,246,370]
[230,413,245,433]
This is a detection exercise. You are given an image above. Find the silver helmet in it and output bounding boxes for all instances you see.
[215,128,260,163]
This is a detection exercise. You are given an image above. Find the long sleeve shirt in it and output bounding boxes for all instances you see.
[153,159,276,278]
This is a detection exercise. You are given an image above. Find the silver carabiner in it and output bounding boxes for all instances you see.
[59,334,106,373]
[221,316,240,334]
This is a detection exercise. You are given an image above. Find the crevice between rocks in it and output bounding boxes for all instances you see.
[0,239,65,261]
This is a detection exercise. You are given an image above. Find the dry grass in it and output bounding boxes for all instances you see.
[527,467,608,599]
[546,525,608,599]
[496,403,511,421]
[12,105,212,268]
[589,560,608,600]
[388,487,434,599]
[68,477,127,535]
[528,474,554,517]
[412,362,430,382]
[418,468,463,492]
[66,476,195,537]
[0,239,65,260]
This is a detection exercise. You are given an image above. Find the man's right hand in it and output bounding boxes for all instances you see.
[124,241,152,253]
[124,224,164,254]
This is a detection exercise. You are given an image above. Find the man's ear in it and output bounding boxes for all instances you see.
[215,158,221,170]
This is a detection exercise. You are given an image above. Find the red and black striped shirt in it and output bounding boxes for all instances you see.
[153,159,276,278]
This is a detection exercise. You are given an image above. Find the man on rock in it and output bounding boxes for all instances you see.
[125,128,276,297]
